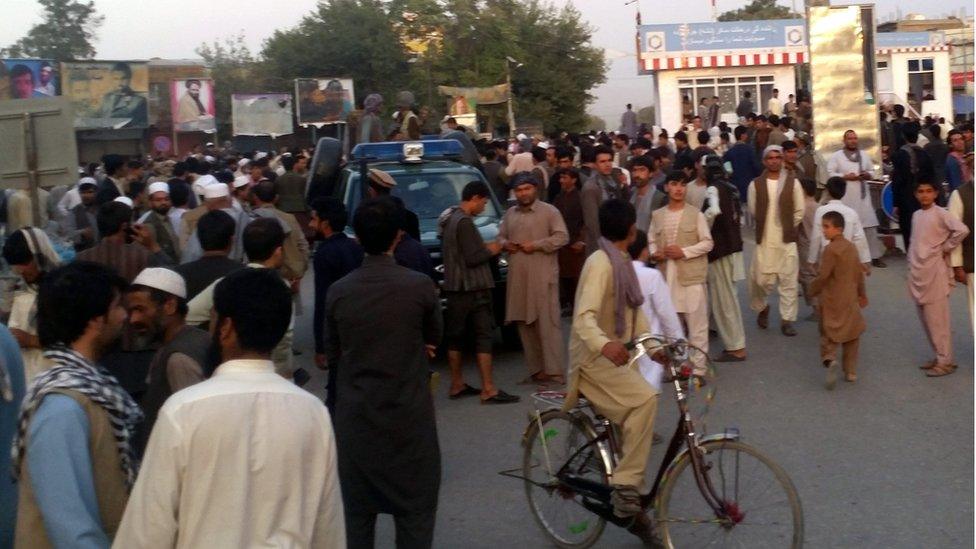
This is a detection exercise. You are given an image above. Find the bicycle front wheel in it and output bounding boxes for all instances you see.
[656,440,803,548]
[523,410,607,549]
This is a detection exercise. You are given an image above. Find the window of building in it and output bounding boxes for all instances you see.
[677,74,776,126]
[907,57,935,101]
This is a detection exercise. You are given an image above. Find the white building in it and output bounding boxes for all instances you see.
[637,19,953,131]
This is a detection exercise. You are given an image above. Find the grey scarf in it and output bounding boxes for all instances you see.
[843,148,867,199]
[598,237,644,338]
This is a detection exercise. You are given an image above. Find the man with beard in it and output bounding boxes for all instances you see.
[63,177,100,251]
[13,261,137,546]
[125,268,209,457]
[826,130,886,267]
[34,61,56,96]
[175,79,212,128]
[628,155,667,233]
[582,145,627,254]
[748,145,805,337]
[499,172,569,385]
[137,182,180,262]
[116,268,345,548]
[99,62,148,127]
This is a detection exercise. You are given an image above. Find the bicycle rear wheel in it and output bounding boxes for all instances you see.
[523,410,608,549]
[656,440,803,548]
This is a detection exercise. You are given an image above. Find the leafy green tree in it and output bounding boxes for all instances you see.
[718,0,798,22]
[4,0,103,60]
[636,106,656,126]
[585,114,607,131]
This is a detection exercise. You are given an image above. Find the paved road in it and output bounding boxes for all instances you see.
[291,239,973,548]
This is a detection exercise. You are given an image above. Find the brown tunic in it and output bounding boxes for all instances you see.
[809,237,865,343]
[498,200,568,323]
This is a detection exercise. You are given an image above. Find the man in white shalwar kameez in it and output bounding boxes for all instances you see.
[826,130,886,267]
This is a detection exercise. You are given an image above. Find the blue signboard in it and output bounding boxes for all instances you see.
[876,32,942,48]
[640,19,806,53]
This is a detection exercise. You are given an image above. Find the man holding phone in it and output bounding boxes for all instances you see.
[498,172,569,385]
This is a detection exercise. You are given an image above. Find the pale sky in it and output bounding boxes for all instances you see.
[1,0,970,125]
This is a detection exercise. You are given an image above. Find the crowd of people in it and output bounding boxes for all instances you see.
[0,88,972,547]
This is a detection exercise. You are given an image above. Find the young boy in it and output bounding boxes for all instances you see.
[649,170,714,380]
[809,211,867,389]
[909,181,970,377]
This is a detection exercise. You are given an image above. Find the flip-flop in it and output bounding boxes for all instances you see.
[713,351,745,363]
[925,364,957,377]
[448,384,482,399]
[481,390,521,404]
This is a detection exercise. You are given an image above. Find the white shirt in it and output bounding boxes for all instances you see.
[767,97,782,115]
[825,149,879,227]
[747,176,805,274]
[807,200,871,264]
[632,261,684,391]
[948,189,966,269]
[113,359,345,549]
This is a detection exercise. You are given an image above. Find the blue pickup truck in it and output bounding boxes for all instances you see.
[307,137,517,346]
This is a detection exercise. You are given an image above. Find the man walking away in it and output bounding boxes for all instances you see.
[176,210,242,302]
[115,269,345,548]
[891,123,934,251]
[499,172,569,385]
[747,145,805,336]
[440,182,518,404]
[242,218,296,380]
[14,262,135,547]
[809,212,868,389]
[125,267,209,457]
[910,181,969,377]
[705,165,747,362]
[326,197,442,548]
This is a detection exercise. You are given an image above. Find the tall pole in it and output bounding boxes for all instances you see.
[506,60,516,138]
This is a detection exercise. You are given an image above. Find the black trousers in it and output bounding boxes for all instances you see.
[346,508,436,549]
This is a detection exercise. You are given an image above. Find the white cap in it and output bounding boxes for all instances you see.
[516,133,528,140]
[203,184,230,200]
[147,182,170,196]
[233,176,251,189]
[204,155,216,163]
[254,151,268,161]
[205,142,214,147]
[77,177,97,189]
[113,196,133,208]
[192,174,217,197]
[237,158,250,168]
[132,268,187,299]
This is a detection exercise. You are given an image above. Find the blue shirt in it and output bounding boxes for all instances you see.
[0,325,26,548]
[26,394,110,548]
[724,142,761,200]
[313,233,364,354]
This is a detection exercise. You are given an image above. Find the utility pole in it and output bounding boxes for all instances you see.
[505,58,517,138]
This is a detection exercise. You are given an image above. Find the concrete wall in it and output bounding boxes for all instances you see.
[655,64,796,132]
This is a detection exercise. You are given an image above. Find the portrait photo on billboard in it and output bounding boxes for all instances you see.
[171,78,216,133]
[0,59,59,100]
[63,61,150,129]
[296,78,354,125]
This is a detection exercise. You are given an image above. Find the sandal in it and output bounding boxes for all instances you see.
[713,351,746,363]
[925,363,956,377]
[481,390,521,404]
[919,360,937,370]
[448,384,482,399]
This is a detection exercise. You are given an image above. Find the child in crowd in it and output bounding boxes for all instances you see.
[809,211,867,389]
[908,181,970,377]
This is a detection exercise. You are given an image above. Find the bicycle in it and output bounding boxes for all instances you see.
[516,334,803,548]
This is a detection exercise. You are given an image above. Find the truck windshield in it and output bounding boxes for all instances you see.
[346,171,500,224]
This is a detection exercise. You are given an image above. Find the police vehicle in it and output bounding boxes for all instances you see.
[306,136,517,346]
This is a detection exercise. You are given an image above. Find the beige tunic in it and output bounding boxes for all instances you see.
[647,207,714,313]
[748,177,805,275]
[498,200,568,323]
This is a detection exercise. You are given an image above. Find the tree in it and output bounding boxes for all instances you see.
[4,0,103,60]
[197,34,272,135]
[636,106,656,126]
[585,114,607,131]
[717,0,798,22]
[257,0,607,134]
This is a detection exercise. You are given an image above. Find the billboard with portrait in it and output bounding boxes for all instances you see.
[0,59,59,100]
[296,78,354,125]
[231,93,293,136]
[170,78,216,133]
[62,61,150,129]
